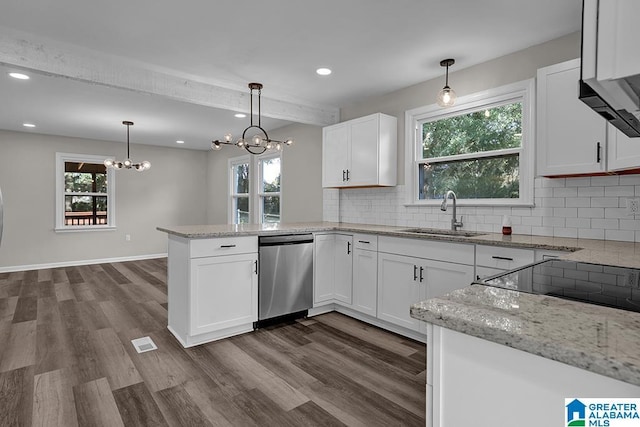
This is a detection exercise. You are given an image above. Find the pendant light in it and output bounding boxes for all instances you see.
[104,121,151,171]
[211,83,293,155]
[436,59,457,108]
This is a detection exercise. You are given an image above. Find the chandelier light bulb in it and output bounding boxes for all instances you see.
[141,161,151,170]
[211,83,293,155]
[123,158,132,168]
[104,159,114,167]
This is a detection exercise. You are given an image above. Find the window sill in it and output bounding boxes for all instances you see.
[404,200,535,208]
[54,226,117,233]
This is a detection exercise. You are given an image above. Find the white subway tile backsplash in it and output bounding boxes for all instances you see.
[605,229,636,242]
[553,207,577,218]
[590,176,620,186]
[578,228,605,240]
[591,197,619,208]
[553,187,578,198]
[566,217,591,228]
[565,198,591,208]
[620,176,640,186]
[554,228,578,238]
[327,174,640,243]
[591,218,618,230]
[604,186,635,197]
[578,207,605,218]
[578,186,604,197]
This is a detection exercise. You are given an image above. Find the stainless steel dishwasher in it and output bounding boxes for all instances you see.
[257,233,313,326]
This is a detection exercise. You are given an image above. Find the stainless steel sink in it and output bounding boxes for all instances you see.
[399,228,485,238]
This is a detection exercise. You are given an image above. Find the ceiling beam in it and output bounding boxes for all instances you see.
[0,27,339,126]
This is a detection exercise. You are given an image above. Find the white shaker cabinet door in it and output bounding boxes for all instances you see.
[353,248,377,317]
[537,59,607,176]
[189,253,258,336]
[333,234,354,305]
[348,115,380,186]
[377,252,423,332]
[322,124,350,187]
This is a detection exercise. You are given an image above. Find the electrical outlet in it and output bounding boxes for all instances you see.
[626,271,640,288]
[125,234,131,241]
[626,198,640,215]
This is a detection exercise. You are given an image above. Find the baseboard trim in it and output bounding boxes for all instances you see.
[0,253,168,273]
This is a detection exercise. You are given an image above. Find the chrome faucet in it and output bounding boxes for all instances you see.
[440,190,463,231]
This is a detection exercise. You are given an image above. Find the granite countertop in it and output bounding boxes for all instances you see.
[159,221,640,384]
[410,285,640,387]
[157,221,640,268]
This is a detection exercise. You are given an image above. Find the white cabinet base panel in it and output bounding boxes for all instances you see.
[168,323,254,348]
[427,324,640,427]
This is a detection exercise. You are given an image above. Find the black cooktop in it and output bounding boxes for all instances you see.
[476,259,640,313]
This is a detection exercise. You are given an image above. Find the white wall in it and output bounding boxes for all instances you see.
[327,32,640,242]
[0,130,207,269]
[206,122,324,224]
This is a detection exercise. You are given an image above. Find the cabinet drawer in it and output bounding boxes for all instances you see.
[378,236,474,265]
[190,236,257,258]
[476,245,534,270]
[354,233,378,251]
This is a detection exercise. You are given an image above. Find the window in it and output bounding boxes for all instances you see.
[258,155,281,223]
[55,153,115,231]
[406,80,534,206]
[229,153,281,224]
[230,156,251,224]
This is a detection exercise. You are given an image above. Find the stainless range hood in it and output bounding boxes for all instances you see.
[580,0,640,138]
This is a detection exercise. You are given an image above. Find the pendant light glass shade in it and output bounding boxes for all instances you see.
[436,59,457,108]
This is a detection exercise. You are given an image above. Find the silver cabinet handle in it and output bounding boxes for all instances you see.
[220,244,236,248]
[347,241,351,254]
[358,240,370,244]
[413,265,418,281]
[419,266,424,283]
[254,260,258,274]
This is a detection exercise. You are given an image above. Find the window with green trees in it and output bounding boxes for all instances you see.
[229,154,281,224]
[408,80,534,205]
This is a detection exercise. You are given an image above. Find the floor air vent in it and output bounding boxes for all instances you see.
[131,336,158,353]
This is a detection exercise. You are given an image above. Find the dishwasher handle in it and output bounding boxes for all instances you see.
[259,233,314,246]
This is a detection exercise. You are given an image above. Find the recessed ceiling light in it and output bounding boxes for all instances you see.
[23,123,36,128]
[316,68,332,76]
[234,113,246,118]
[176,140,185,144]
[9,72,30,80]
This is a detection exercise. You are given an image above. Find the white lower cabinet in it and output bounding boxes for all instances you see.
[475,244,535,281]
[189,254,258,336]
[377,253,423,331]
[313,233,353,307]
[377,237,475,334]
[352,246,378,317]
[167,235,258,347]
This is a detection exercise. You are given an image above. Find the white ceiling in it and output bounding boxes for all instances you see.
[0,0,583,150]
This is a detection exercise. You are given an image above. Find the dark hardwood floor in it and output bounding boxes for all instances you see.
[0,258,426,426]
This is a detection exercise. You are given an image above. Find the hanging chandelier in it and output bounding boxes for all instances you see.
[212,83,293,155]
[104,121,151,171]
[436,58,457,108]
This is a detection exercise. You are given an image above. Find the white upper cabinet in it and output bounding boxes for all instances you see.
[322,113,397,188]
[537,59,640,176]
[537,59,607,176]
